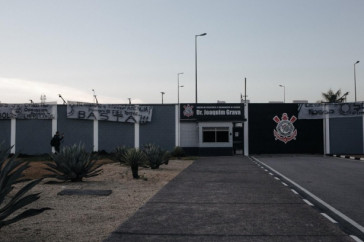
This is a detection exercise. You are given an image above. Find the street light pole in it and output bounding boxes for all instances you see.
[279,84,286,103]
[354,60,360,102]
[161,92,165,104]
[177,72,184,147]
[195,33,207,104]
[178,73,184,105]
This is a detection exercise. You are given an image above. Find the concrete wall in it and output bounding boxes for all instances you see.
[16,119,52,154]
[180,122,199,147]
[330,117,363,154]
[0,120,11,149]
[57,105,94,152]
[140,105,176,151]
[1,103,363,156]
[98,121,134,152]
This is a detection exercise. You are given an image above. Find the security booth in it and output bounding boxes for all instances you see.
[179,103,245,156]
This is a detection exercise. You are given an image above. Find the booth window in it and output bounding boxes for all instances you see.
[202,127,229,143]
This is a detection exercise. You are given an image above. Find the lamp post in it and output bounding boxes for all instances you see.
[195,33,207,104]
[279,84,286,103]
[161,92,165,104]
[177,72,184,146]
[354,60,360,102]
[177,73,184,105]
[58,94,66,104]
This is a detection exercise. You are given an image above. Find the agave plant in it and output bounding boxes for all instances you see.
[142,144,168,169]
[121,148,147,179]
[171,146,185,159]
[45,143,103,182]
[112,145,129,165]
[0,146,50,229]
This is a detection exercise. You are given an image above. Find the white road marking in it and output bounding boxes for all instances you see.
[321,213,338,223]
[274,177,280,180]
[350,235,363,242]
[251,156,364,234]
[291,189,299,195]
[281,182,288,186]
[303,199,314,206]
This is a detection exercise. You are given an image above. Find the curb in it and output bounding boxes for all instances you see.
[327,154,364,161]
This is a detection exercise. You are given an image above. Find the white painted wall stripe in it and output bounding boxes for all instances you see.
[10,119,16,153]
[175,105,179,147]
[134,122,139,149]
[324,106,330,154]
[51,105,57,153]
[244,102,249,156]
[93,119,98,152]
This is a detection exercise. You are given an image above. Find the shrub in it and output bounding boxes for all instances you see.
[163,151,171,165]
[112,146,129,164]
[0,145,50,229]
[171,146,185,159]
[142,144,169,169]
[121,148,147,179]
[45,143,103,182]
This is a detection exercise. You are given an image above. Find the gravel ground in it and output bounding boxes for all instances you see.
[0,160,193,242]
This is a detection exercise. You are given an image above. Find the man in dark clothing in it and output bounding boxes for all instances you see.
[51,131,64,153]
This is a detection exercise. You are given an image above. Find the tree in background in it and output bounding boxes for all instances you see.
[321,89,349,103]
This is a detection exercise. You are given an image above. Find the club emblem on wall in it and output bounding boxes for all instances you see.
[273,113,297,144]
[183,104,194,118]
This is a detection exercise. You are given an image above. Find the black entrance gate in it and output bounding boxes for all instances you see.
[233,122,244,155]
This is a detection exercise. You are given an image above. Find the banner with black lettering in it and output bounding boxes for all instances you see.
[298,102,364,119]
[67,102,153,123]
[180,103,245,121]
[0,103,56,119]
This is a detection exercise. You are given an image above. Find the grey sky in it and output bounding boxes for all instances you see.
[0,0,363,104]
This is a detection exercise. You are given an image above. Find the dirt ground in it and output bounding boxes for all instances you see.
[0,159,193,242]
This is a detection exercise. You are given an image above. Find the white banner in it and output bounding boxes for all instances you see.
[298,102,364,119]
[0,103,56,119]
[67,102,153,123]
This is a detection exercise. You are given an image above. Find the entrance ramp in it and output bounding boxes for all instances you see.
[106,156,353,241]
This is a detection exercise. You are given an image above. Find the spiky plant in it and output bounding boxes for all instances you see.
[45,143,103,182]
[162,151,170,165]
[142,144,166,169]
[112,145,129,165]
[121,148,147,179]
[171,146,185,159]
[0,146,50,229]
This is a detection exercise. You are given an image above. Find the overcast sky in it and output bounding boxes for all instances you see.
[0,0,363,104]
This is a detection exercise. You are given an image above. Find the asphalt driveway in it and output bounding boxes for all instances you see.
[253,154,364,240]
[106,156,354,241]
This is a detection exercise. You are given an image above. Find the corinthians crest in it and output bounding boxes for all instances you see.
[273,113,297,144]
[183,104,194,118]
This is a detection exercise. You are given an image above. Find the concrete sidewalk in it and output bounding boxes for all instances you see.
[105,156,353,242]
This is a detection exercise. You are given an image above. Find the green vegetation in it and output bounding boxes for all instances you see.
[112,145,129,165]
[0,146,50,229]
[321,89,349,103]
[120,148,147,179]
[45,143,103,182]
[142,144,169,169]
[171,146,186,159]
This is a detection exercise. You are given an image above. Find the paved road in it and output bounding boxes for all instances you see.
[106,156,353,241]
[254,154,364,239]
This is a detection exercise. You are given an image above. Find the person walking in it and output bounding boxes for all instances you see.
[51,131,64,153]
